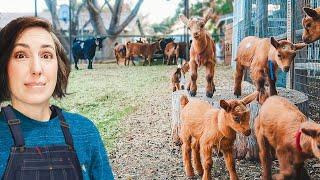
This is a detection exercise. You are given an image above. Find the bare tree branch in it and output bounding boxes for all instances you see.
[105,0,114,15]
[87,0,99,14]
[114,0,143,35]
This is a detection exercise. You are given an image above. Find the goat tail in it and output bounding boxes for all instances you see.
[180,95,189,108]
[114,42,118,47]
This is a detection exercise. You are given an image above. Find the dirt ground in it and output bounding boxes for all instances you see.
[109,64,320,180]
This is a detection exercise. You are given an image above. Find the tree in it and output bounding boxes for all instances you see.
[87,0,144,58]
[45,0,71,53]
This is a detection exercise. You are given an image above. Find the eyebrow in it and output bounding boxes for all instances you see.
[14,43,55,50]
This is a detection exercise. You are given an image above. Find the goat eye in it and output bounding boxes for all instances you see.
[200,24,204,28]
[317,144,320,149]
[306,23,311,29]
[278,54,282,58]
[234,116,241,123]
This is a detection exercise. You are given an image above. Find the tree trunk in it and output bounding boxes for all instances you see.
[45,0,70,53]
[86,0,144,59]
[171,82,309,160]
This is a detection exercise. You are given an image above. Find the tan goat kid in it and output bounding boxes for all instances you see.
[234,36,305,104]
[255,96,320,180]
[180,9,217,98]
[179,91,258,180]
[171,60,190,92]
[302,7,320,43]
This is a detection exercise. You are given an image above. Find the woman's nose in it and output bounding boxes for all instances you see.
[30,56,43,76]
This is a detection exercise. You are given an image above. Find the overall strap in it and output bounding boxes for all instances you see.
[51,105,74,149]
[1,106,25,147]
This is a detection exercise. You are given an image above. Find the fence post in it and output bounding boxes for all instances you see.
[287,0,294,89]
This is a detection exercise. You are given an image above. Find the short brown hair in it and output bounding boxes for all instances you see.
[0,16,71,103]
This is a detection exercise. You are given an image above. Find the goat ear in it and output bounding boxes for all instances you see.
[241,91,259,105]
[204,8,213,24]
[180,14,189,26]
[270,37,280,49]
[294,43,306,50]
[301,122,320,138]
[303,7,320,19]
[220,100,231,112]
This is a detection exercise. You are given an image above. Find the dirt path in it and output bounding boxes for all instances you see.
[109,65,320,180]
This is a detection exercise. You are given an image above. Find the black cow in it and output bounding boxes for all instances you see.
[72,36,106,70]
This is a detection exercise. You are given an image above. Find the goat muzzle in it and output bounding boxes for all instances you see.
[243,129,251,136]
[283,66,290,72]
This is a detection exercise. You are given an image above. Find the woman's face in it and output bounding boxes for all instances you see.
[7,27,58,105]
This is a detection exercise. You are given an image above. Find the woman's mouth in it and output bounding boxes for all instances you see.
[24,82,46,87]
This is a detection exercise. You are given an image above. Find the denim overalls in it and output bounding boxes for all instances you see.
[1,105,83,180]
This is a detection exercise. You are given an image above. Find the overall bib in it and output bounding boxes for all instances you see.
[1,105,83,180]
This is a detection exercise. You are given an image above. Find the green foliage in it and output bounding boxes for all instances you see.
[152,0,233,34]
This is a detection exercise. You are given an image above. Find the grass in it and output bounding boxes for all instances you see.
[52,63,173,150]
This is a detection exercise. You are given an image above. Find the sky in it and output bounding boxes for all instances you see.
[0,0,197,24]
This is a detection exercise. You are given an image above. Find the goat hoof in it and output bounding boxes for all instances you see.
[189,91,196,97]
[181,85,185,90]
[206,92,213,98]
[186,176,196,180]
[234,91,241,98]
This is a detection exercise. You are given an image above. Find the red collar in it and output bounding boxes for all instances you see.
[295,129,303,152]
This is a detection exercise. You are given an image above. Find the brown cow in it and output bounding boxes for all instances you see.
[180,9,217,98]
[114,42,126,65]
[255,96,320,180]
[302,7,320,43]
[234,36,305,104]
[179,91,258,180]
[126,41,161,66]
[164,42,179,65]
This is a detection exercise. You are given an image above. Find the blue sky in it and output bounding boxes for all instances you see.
[0,0,197,23]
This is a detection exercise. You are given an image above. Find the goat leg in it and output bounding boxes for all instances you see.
[234,62,244,97]
[182,138,195,177]
[223,149,239,180]
[294,163,310,180]
[272,148,295,180]
[191,140,203,176]
[205,62,215,98]
[200,145,213,180]
[256,134,272,180]
[189,60,198,97]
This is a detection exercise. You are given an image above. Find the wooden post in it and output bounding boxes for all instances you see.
[171,82,309,160]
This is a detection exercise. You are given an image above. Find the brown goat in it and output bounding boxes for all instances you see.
[180,9,217,98]
[179,91,258,180]
[302,7,320,43]
[126,41,161,66]
[171,60,190,92]
[255,96,320,180]
[114,42,126,65]
[164,42,179,65]
[234,36,305,104]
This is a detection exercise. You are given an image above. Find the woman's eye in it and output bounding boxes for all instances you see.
[42,53,53,59]
[15,52,26,59]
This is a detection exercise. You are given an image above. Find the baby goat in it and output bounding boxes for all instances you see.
[179,91,258,180]
[255,96,320,180]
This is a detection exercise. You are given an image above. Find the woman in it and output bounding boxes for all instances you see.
[0,17,114,179]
